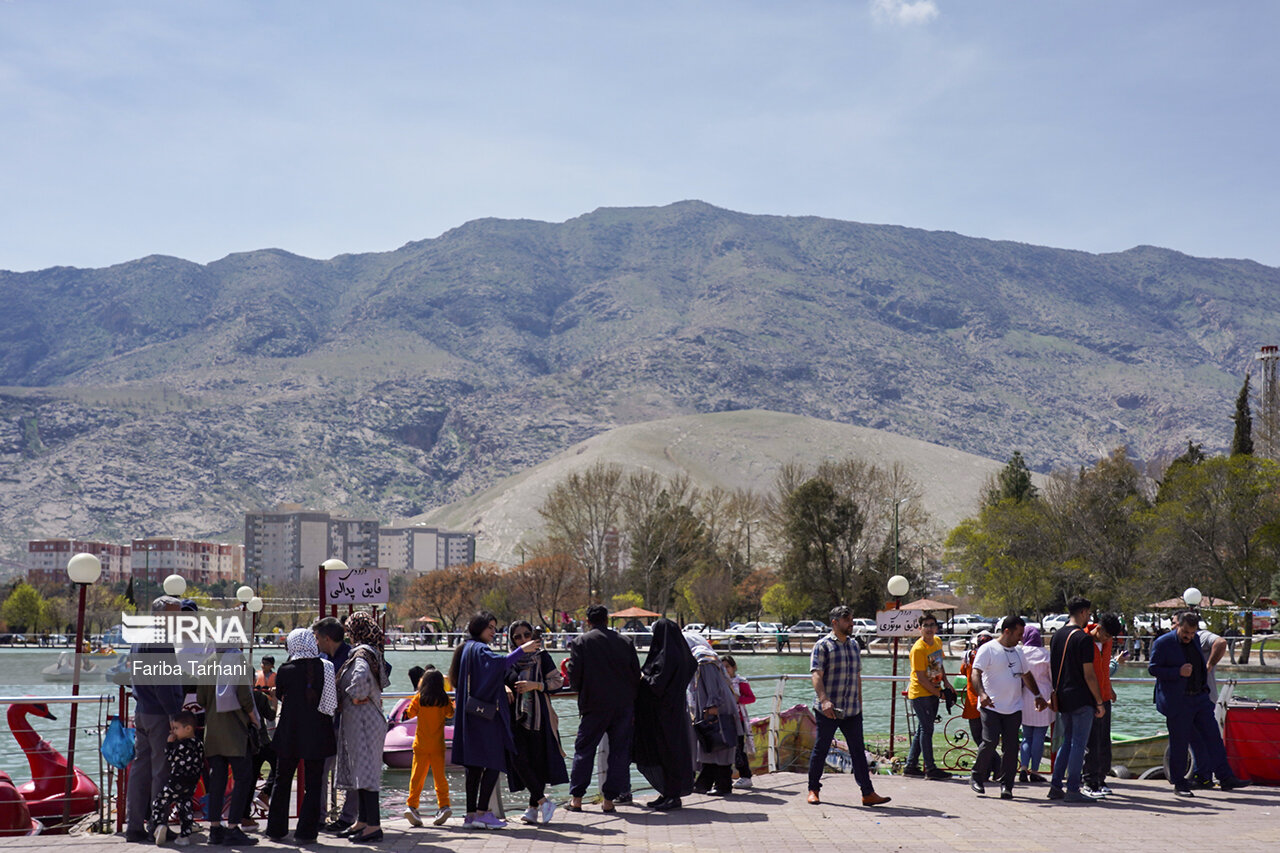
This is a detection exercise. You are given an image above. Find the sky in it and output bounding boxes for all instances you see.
[2,0,1278,272]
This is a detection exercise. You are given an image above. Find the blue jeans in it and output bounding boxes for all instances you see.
[808,713,875,795]
[1020,724,1048,772]
[1051,706,1094,793]
[906,695,940,770]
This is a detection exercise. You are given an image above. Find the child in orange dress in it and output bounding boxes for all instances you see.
[403,665,454,827]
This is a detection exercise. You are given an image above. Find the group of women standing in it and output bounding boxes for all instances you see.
[632,620,746,809]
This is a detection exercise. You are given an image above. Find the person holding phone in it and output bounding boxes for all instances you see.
[504,620,567,825]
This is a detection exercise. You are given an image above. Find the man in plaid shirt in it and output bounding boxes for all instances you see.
[807,605,892,807]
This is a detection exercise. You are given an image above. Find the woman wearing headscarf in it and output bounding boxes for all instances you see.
[195,643,259,846]
[1018,626,1053,783]
[334,611,388,842]
[448,611,542,830]
[685,632,743,796]
[633,620,698,811]
[504,620,568,826]
[265,629,337,844]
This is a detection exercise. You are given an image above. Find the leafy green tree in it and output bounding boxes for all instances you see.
[2,583,44,633]
[1140,455,1280,662]
[761,582,812,626]
[624,483,712,612]
[1049,448,1151,612]
[946,499,1056,615]
[1232,374,1254,456]
[779,477,864,610]
[983,451,1039,507]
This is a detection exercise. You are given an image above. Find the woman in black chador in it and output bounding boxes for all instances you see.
[632,618,698,811]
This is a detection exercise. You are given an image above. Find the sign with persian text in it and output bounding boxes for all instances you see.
[876,608,920,637]
[324,568,389,604]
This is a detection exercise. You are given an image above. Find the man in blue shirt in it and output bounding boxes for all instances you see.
[807,605,891,808]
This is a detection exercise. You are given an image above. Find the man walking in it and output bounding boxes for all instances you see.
[903,613,951,779]
[968,616,1046,800]
[1149,610,1249,797]
[1048,597,1105,803]
[807,606,891,807]
[566,604,641,812]
[124,595,185,842]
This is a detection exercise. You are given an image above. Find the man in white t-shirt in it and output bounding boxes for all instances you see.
[969,615,1048,799]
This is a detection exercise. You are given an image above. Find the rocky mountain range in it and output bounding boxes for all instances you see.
[1,200,1278,560]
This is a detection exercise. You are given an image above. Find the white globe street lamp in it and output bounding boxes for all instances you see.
[63,552,102,821]
[1184,587,1203,608]
[321,558,349,573]
[236,585,254,604]
[66,552,102,585]
[247,596,264,613]
[163,574,187,597]
[887,575,910,599]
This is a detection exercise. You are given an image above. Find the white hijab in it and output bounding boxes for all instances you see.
[287,628,337,716]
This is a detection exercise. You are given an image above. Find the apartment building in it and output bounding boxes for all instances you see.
[244,504,333,585]
[378,525,475,574]
[26,539,131,585]
[130,538,244,587]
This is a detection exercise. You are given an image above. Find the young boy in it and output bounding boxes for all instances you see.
[147,710,204,845]
[722,655,757,789]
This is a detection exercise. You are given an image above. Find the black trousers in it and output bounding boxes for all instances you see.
[695,763,732,793]
[205,755,252,825]
[357,789,380,827]
[734,735,752,780]
[569,707,634,801]
[971,709,1021,789]
[464,766,499,814]
[242,746,277,818]
[1083,701,1112,788]
[266,756,325,839]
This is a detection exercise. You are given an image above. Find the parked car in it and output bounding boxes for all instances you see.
[947,614,992,635]
[849,618,877,637]
[683,622,708,634]
[787,620,827,634]
[1041,613,1070,634]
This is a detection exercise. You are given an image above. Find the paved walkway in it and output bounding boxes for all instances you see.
[11,774,1280,852]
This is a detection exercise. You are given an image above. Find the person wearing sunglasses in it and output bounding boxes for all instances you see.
[504,621,567,825]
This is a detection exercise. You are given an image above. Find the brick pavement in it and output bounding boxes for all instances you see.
[9,773,1280,852]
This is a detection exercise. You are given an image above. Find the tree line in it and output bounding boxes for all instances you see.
[395,457,936,631]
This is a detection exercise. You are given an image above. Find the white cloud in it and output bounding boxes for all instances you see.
[871,0,940,26]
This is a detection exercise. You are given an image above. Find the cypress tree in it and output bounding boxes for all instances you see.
[1232,374,1253,456]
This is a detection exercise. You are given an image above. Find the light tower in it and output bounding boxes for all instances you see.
[1256,345,1280,461]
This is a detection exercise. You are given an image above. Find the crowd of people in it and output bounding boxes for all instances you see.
[121,593,1251,844]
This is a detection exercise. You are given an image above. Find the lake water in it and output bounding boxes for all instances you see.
[3,645,1278,813]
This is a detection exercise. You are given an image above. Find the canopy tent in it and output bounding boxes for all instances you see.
[610,606,663,622]
[414,615,441,623]
[1148,596,1237,609]
[899,598,957,613]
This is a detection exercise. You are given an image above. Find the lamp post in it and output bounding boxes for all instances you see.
[887,573,910,758]
[163,574,186,598]
[1184,587,1203,610]
[64,552,101,826]
[247,596,263,668]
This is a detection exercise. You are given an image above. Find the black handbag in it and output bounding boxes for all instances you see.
[464,672,498,720]
[693,712,734,751]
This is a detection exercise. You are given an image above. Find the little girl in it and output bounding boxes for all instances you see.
[402,666,455,827]
[722,655,756,789]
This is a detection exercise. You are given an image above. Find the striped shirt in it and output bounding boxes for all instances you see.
[810,632,862,717]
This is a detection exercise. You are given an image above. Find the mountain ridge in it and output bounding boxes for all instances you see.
[1,201,1276,559]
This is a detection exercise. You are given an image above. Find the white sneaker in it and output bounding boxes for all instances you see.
[173,836,190,847]
[403,807,423,827]
[154,824,169,845]
[432,807,452,826]
[520,807,539,825]
[538,799,557,825]
[733,777,754,789]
